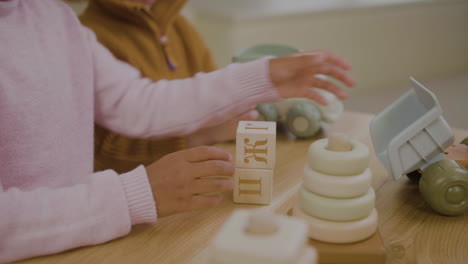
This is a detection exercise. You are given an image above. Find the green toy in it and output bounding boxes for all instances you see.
[370,77,468,216]
[461,137,468,146]
[420,160,468,216]
[232,44,344,139]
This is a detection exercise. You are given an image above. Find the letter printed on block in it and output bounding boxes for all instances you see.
[236,121,276,169]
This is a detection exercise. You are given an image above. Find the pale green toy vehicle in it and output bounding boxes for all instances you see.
[370,77,468,216]
[233,44,344,139]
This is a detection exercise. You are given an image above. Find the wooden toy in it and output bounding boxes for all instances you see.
[299,186,375,221]
[306,232,386,264]
[286,208,386,264]
[461,137,468,146]
[258,93,343,139]
[232,44,343,139]
[307,138,370,176]
[234,121,276,205]
[244,209,279,234]
[303,166,372,198]
[293,134,378,244]
[234,168,273,205]
[236,121,276,169]
[210,209,318,264]
[370,77,468,216]
[293,204,378,244]
[327,133,353,152]
[419,159,468,216]
[272,98,322,138]
[445,142,468,169]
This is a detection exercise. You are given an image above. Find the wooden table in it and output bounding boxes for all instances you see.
[16,112,468,264]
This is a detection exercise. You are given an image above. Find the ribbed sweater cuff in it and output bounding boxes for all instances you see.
[120,166,157,225]
[233,58,283,106]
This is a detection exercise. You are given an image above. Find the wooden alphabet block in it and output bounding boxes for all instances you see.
[236,121,276,169]
[210,210,317,264]
[233,168,273,205]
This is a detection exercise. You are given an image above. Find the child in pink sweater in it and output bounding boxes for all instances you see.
[0,0,354,262]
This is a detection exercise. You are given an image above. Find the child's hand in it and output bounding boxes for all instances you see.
[269,50,355,105]
[445,144,468,169]
[146,146,235,217]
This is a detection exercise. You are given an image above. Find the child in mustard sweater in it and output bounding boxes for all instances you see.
[81,0,258,173]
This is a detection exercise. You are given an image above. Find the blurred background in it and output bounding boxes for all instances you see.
[64,0,468,129]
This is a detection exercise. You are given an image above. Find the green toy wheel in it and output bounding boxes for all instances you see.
[256,103,278,122]
[419,160,468,216]
[286,103,321,139]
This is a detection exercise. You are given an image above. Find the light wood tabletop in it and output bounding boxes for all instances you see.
[15,112,468,264]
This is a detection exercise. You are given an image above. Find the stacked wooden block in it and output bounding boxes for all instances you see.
[210,209,318,264]
[293,134,378,243]
[234,121,276,205]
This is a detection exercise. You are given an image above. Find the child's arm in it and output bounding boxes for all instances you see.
[89,27,278,139]
[88,28,354,140]
[0,167,156,263]
[0,146,235,263]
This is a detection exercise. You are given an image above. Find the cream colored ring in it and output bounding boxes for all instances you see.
[299,186,375,221]
[303,166,372,198]
[307,138,370,176]
[293,204,378,244]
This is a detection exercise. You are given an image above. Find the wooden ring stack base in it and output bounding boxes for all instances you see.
[299,186,375,221]
[303,166,372,198]
[293,204,378,244]
[296,134,378,243]
[307,138,370,176]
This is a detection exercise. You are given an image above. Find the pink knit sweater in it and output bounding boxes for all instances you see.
[0,0,280,262]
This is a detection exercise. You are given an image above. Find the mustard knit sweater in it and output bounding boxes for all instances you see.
[80,0,217,173]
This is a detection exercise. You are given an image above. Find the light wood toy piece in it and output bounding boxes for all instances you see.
[236,121,276,169]
[293,205,378,243]
[292,133,385,263]
[303,166,372,198]
[234,168,273,205]
[327,133,353,152]
[234,121,276,205]
[307,226,386,264]
[210,210,318,264]
[299,187,375,221]
[308,138,370,176]
[287,208,386,264]
[445,143,468,169]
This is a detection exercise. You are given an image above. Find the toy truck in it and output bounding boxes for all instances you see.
[370,77,468,216]
[233,44,343,139]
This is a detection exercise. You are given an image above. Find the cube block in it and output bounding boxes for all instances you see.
[234,168,273,205]
[236,121,276,169]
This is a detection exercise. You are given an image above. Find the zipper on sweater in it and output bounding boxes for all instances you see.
[141,8,177,72]
[159,34,177,71]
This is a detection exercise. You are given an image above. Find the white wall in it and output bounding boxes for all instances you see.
[188,0,468,94]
